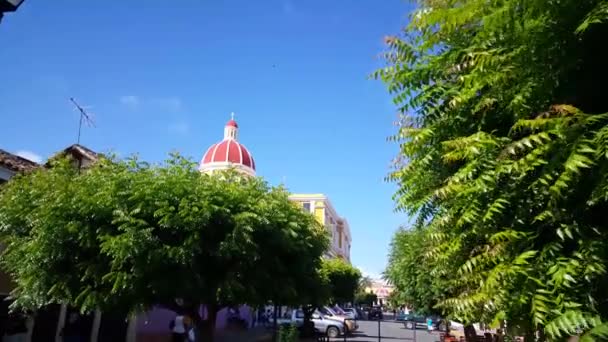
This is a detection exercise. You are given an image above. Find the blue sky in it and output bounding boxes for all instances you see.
[0,0,412,278]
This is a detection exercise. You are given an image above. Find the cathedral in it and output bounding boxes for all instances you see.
[197,116,352,263]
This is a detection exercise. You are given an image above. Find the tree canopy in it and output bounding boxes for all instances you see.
[378,0,608,340]
[320,258,361,305]
[0,155,328,340]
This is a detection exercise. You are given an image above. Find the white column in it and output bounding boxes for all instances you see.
[90,310,101,342]
[125,314,138,342]
[55,304,67,342]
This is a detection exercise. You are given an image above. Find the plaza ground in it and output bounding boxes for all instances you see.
[215,318,441,342]
[335,320,438,342]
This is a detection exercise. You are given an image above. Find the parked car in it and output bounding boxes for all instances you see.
[276,309,346,338]
[367,307,384,320]
[343,308,358,320]
[318,306,358,333]
[402,312,445,330]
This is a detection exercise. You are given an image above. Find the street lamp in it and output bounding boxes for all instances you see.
[0,0,25,24]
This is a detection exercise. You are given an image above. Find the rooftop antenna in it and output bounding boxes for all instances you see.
[70,97,96,145]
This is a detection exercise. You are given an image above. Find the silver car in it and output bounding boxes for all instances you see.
[293,309,346,338]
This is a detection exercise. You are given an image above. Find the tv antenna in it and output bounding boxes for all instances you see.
[70,97,96,145]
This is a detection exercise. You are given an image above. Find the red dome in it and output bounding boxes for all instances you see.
[201,139,255,170]
[226,119,238,128]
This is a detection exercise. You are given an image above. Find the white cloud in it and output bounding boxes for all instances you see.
[153,97,182,113]
[119,95,140,109]
[15,150,43,163]
[168,122,189,135]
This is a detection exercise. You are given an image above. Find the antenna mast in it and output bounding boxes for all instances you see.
[70,97,95,145]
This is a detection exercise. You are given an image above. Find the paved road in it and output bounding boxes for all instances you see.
[332,319,439,342]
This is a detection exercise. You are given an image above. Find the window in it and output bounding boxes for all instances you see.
[302,202,311,212]
[295,310,305,319]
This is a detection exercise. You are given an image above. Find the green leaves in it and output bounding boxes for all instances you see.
[320,258,361,305]
[0,154,328,316]
[380,0,608,339]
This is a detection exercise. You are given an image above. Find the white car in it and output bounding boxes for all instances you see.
[277,308,346,338]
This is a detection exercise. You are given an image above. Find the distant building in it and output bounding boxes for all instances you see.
[0,149,38,184]
[289,194,352,262]
[367,279,394,307]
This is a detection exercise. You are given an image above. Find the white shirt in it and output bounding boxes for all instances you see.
[173,316,186,334]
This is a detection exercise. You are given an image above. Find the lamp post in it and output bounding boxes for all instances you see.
[0,0,25,24]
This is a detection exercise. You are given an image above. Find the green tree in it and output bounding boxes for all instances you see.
[354,291,377,307]
[385,228,445,316]
[377,0,608,340]
[0,155,328,341]
[320,258,361,305]
[358,276,373,291]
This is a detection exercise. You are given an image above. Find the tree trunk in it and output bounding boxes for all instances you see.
[302,305,316,338]
[464,324,477,342]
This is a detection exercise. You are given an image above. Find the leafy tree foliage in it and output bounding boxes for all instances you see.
[354,291,377,307]
[0,155,328,341]
[358,276,373,291]
[385,228,445,316]
[378,0,608,339]
[320,258,361,305]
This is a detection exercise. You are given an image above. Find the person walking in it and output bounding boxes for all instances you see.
[169,314,187,342]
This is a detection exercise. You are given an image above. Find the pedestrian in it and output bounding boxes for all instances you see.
[427,317,435,332]
[184,316,197,342]
[169,313,187,342]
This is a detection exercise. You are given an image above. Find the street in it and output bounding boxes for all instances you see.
[330,319,439,342]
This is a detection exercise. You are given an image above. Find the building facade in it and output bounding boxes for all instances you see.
[289,194,352,262]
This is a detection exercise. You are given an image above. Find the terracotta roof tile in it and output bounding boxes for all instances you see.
[0,149,40,173]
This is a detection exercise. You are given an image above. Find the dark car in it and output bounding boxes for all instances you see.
[367,307,384,320]
[402,313,445,330]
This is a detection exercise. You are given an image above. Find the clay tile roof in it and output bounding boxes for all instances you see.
[0,149,40,173]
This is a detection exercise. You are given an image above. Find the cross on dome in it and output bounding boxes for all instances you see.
[224,113,238,139]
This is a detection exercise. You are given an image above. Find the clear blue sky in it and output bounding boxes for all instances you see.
[0,0,413,278]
